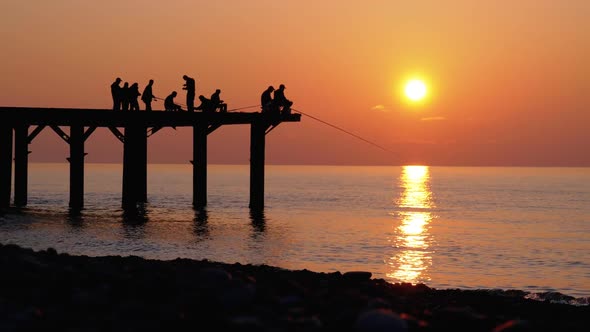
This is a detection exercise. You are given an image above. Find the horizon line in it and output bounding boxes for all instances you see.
[22,161,590,168]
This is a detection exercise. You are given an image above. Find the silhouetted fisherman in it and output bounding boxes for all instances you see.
[210,89,227,112]
[129,83,141,111]
[141,79,155,111]
[164,91,182,112]
[274,84,293,114]
[121,82,130,111]
[182,75,196,112]
[260,85,275,114]
[195,95,214,113]
[111,77,122,110]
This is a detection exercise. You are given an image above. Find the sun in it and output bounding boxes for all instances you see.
[404,79,427,102]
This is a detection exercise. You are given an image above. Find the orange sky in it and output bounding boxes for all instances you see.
[1,0,589,166]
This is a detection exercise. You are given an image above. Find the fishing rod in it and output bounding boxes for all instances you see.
[146,96,395,154]
[292,108,396,155]
[153,97,259,113]
[227,105,259,112]
[153,96,186,107]
[147,98,394,155]
[226,104,394,156]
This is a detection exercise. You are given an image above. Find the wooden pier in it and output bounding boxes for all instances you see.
[0,107,301,211]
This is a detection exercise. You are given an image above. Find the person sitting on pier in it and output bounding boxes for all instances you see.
[210,89,227,112]
[195,95,215,113]
[273,84,293,115]
[164,91,182,112]
[260,85,277,114]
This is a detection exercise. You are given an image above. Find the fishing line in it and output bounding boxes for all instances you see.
[153,97,258,112]
[153,96,187,108]
[227,105,259,112]
[292,108,396,155]
[154,93,395,154]
[147,98,393,155]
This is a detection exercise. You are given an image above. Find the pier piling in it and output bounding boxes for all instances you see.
[122,125,148,208]
[249,119,267,210]
[69,125,85,209]
[0,107,300,211]
[193,123,207,208]
[14,125,29,206]
[0,125,12,208]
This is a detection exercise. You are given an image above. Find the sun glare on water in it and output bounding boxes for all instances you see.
[404,79,427,102]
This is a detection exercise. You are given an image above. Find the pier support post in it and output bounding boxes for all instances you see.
[249,120,267,210]
[122,125,147,208]
[14,125,29,206]
[0,125,12,208]
[138,127,147,203]
[193,123,207,208]
[69,125,84,209]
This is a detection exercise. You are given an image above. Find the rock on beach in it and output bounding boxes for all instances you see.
[0,243,587,331]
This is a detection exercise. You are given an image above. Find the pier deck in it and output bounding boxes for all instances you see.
[0,107,301,211]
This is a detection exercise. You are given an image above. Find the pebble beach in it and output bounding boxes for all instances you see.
[1,243,588,331]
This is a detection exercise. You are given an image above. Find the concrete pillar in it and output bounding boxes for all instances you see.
[14,125,29,206]
[249,120,267,210]
[0,125,12,208]
[193,123,207,208]
[137,127,147,203]
[69,125,84,209]
[122,124,148,208]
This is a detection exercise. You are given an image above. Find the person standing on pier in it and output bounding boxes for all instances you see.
[260,85,275,114]
[182,75,196,112]
[121,82,130,111]
[129,83,141,111]
[110,77,122,110]
[210,89,227,112]
[141,79,155,111]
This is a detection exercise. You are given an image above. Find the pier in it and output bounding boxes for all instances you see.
[0,107,300,210]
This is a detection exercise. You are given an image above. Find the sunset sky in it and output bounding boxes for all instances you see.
[1,0,588,166]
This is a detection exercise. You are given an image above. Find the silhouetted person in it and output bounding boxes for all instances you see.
[141,79,155,111]
[182,75,196,112]
[195,95,214,113]
[261,85,275,114]
[121,82,130,111]
[129,82,141,111]
[274,84,293,114]
[210,89,227,112]
[164,91,182,112]
[111,77,122,110]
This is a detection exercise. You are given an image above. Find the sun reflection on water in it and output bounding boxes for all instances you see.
[387,165,435,284]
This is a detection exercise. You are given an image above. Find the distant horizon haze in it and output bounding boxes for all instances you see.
[19,161,590,168]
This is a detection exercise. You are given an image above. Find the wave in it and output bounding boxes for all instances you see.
[524,291,589,306]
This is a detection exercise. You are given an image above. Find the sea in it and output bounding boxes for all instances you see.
[1,163,589,304]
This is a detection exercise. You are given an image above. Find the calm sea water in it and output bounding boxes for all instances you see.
[1,163,589,301]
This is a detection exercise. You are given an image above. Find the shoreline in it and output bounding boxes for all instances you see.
[1,243,588,331]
